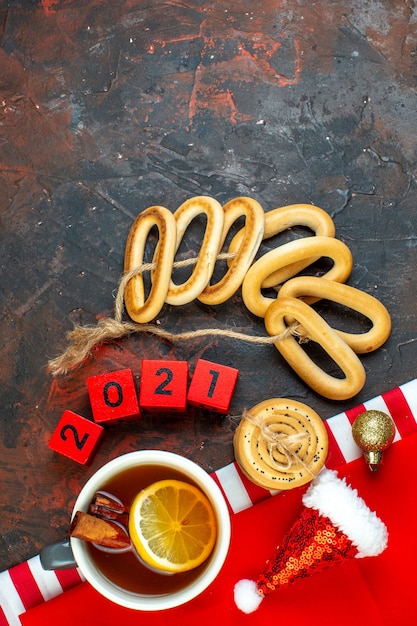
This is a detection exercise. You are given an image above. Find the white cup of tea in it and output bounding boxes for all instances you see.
[69,450,231,611]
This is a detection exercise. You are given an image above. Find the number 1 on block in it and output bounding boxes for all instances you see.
[187,359,239,413]
[139,360,188,411]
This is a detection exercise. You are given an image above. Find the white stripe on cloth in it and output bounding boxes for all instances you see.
[27,556,63,601]
[0,570,25,626]
[400,378,417,423]
[326,410,359,464]
[214,463,252,513]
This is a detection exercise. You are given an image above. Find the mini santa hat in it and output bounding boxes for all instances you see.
[234,468,388,614]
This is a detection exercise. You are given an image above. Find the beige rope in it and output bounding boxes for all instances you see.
[47,317,303,376]
[47,253,304,376]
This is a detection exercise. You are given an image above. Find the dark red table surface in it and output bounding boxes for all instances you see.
[1,0,416,572]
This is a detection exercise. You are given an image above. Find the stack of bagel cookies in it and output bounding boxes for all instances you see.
[124,196,391,401]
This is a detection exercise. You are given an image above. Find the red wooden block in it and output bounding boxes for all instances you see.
[48,410,104,465]
[139,360,188,411]
[87,368,140,424]
[187,359,239,413]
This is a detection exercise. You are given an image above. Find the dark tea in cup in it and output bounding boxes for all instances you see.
[70,450,231,610]
[88,462,212,594]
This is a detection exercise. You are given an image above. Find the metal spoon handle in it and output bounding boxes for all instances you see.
[40,539,77,570]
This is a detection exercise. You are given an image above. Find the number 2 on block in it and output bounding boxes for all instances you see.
[140,360,188,411]
[48,410,104,465]
[60,424,89,450]
[154,367,174,395]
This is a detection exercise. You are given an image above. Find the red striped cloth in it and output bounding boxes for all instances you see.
[2,378,417,626]
[0,558,83,626]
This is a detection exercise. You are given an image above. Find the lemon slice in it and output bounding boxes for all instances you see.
[128,479,217,573]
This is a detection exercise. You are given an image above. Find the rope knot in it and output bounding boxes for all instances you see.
[242,411,316,476]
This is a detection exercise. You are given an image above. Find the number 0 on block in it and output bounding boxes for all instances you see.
[187,359,239,413]
[87,368,141,424]
[139,359,188,411]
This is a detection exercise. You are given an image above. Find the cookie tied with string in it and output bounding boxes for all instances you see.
[233,398,328,490]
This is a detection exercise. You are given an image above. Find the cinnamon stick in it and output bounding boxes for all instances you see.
[88,503,129,526]
[93,491,129,513]
[70,511,131,549]
[88,491,129,526]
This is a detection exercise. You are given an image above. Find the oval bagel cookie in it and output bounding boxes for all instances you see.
[264,296,366,400]
[124,206,177,323]
[165,196,225,306]
[233,398,328,490]
[278,276,392,354]
[241,236,353,318]
[198,197,265,305]
[261,204,336,289]
[228,204,335,289]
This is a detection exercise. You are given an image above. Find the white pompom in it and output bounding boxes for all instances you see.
[234,579,264,613]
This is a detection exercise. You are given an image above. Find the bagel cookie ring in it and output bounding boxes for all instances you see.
[278,276,392,354]
[262,204,336,288]
[164,196,225,306]
[233,398,328,490]
[228,204,335,289]
[264,296,366,400]
[124,206,177,323]
[242,236,353,318]
[198,197,265,305]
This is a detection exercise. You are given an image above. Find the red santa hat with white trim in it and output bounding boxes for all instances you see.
[234,468,388,614]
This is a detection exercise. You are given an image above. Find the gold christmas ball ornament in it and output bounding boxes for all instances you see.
[352,410,396,471]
